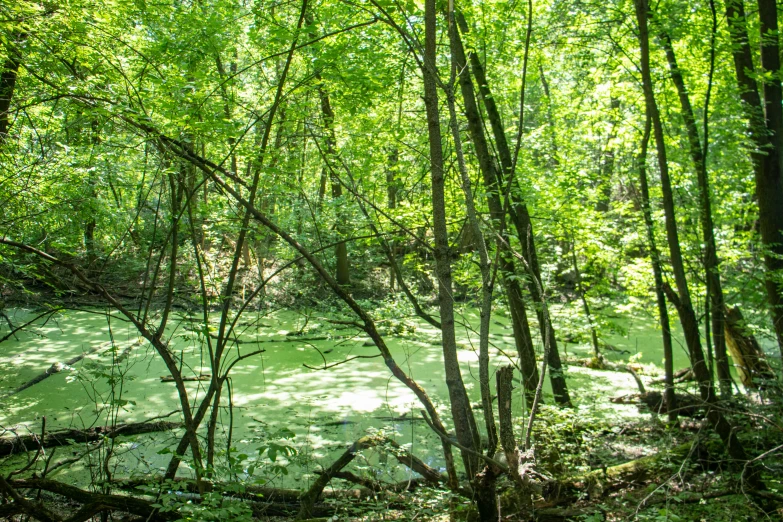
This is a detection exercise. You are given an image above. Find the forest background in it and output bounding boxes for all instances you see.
[1,0,783,520]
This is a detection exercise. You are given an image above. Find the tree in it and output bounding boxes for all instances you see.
[724,0,783,355]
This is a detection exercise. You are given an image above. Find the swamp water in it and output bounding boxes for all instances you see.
[0,305,716,488]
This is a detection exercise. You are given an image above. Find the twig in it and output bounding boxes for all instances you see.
[304,353,382,370]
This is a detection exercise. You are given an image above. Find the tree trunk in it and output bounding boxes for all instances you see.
[497,366,530,508]
[386,147,398,292]
[569,236,600,359]
[445,65,498,459]
[84,120,101,269]
[316,73,351,286]
[636,114,677,422]
[456,11,571,406]
[635,0,759,485]
[0,35,23,145]
[658,29,732,395]
[725,0,783,356]
[422,0,484,512]
[755,0,783,354]
[449,6,539,402]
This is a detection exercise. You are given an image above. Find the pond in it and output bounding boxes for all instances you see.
[0,302,754,489]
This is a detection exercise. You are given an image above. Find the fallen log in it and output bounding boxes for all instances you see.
[650,367,693,385]
[6,476,340,521]
[544,440,710,502]
[211,333,348,344]
[610,391,703,417]
[533,506,600,521]
[160,374,211,382]
[581,358,647,394]
[724,306,776,389]
[7,477,177,521]
[114,476,370,504]
[0,412,181,456]
[0,338,143,399]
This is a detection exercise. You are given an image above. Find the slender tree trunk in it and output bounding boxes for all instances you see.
[635,0,760,481]
[636,114,677,423]
[386,56,406,292]
[725,0,783,355]
[84,120,102,269]
[386,148,398,292]
[316,75,350,286]
[308,12,350,286]
[635,0,709,403]
[449,11,539,401]
[422,0,482,496]
[457,12,571,406]
[446,7,497,460]
[569,235,600,359]
[657,30,732,395]
[595,98,620,212]
[0,35,23,145]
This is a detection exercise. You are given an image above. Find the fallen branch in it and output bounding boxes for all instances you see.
[582,358,647,394]
[651,367,693,385]
[327,470,427,493]
[0,412,181,456]
[0,308,64,344]
[297,434,447,519]
[298,435,380,519]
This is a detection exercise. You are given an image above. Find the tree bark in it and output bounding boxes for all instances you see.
[657,29,732,395]
[422,0,482,485]
[456,11,571,406]
[724,305,776,389]
[725,0,783,355]
[635,114,677,422]
[497,366,526,493]
[635,0,760,486]
[449,8,540,402]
